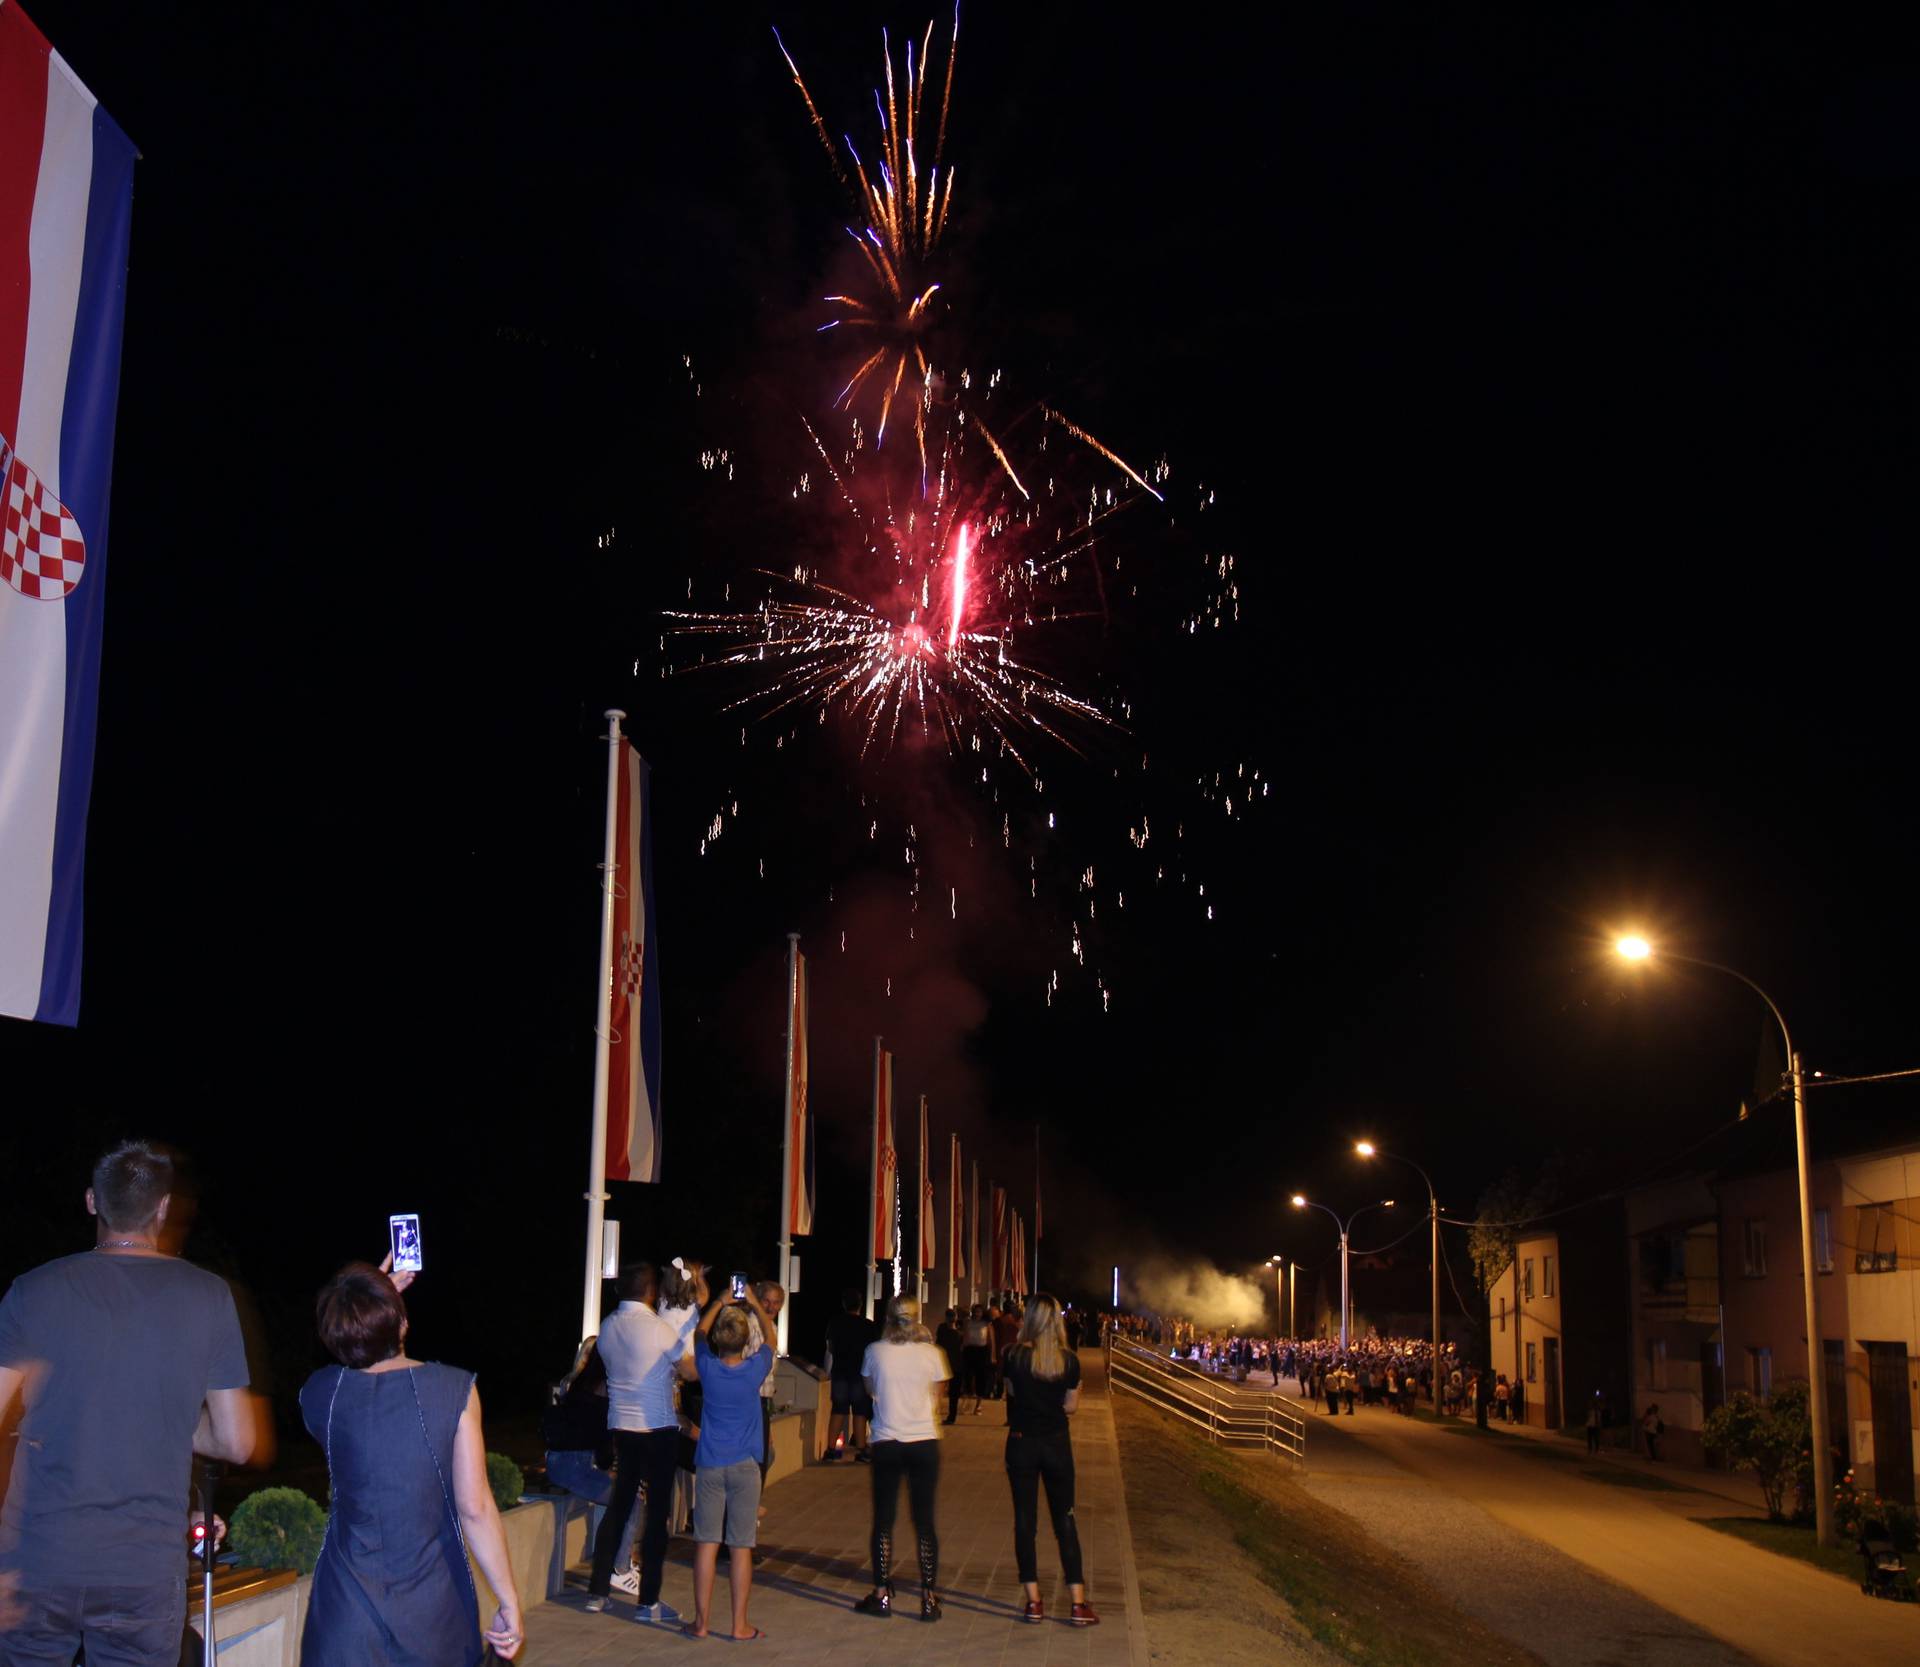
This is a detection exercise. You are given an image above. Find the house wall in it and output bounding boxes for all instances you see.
[1715,1146,1920,1502]
[1626,1175,1722,1466]
[1487,1232,1563,1429]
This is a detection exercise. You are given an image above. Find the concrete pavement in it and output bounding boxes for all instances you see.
[515,1351,1146,1667]
[1292,1397,1918,1667]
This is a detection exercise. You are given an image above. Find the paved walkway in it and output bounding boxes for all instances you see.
[1290,1398,1920,1667]
[518,1352,1146,1666]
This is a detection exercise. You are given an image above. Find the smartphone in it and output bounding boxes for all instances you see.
[730,1271,748,1301]
[389,1213,423,1274]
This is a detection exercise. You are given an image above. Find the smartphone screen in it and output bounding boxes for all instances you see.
[730,1272,748,1300]
[389,1213,423,1273]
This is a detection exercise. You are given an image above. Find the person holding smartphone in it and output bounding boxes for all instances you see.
[587,1259,706,1625]
[674,1281,778,1641]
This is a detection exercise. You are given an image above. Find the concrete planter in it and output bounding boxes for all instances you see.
[190,1499,555,1665]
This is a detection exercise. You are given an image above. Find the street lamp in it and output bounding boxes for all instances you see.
[1358,1140,1443,1408]
[1615,933,1834,1548]
[1293,1195,1394,1350]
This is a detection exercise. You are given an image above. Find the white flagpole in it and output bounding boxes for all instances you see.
[581,709,625,1343]
[866,1036,882,1321]
[776,933,799,1356]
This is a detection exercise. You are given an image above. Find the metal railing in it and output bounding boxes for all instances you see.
[1105,1337,1307,1466]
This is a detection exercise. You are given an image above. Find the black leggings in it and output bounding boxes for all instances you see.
[869,1438,940,1590]
[1006,1430,1084,1585]
[591,1427,679,1602]
[962,1345,992,1400]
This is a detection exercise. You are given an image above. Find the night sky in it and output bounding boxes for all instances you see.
[4,4,1918,1412]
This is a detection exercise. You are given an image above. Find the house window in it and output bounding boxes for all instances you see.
[1856,1204,1898,1273]
[1526,1341,1537,1382]
[1650,1338,1669,1391]
[1814,1208,1833,1273]
[1748,1346,1772,1399]
[1742,1218,1767,1278]
[1542,1254,1556,1297]
[1498,1296,1507,1333]
[1523,1258,1534,1301]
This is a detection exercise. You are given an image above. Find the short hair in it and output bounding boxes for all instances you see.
[710,1305,751,1357]
[91,1139,178,1233]
[842,1288,863,1312]
[753,1280,785,1305]
[616,1262,657,1304]
[316,1263,407,1369]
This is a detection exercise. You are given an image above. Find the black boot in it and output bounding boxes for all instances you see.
[854,1532,893,1616]
[917,1533,941,1621]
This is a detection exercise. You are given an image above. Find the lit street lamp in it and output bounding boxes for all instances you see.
[1615,933,1834,1549]
[1292,1194,1394,1350]
[1357,1141,1443,1407]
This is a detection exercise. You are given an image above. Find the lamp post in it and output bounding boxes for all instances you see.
[1357,1141,1443,1408]
[1292,1195,1394,1350]
[1267,1256,1286,1337]
[1615,934,1834,1549]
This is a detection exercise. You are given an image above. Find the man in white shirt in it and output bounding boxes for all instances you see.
[587,1261,706,1626]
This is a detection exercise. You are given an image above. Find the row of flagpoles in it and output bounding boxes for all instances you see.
[583,714,1042,1352]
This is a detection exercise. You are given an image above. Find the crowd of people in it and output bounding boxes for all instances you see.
[0,1138,1105,1665]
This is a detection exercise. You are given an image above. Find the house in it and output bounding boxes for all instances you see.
[1715,1139,1919,1505]
[1482,1203,1631,1434]
[1625,1175,1723,1467]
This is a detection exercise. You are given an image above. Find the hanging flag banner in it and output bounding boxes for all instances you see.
[786,947,813,1234]
[991,1185,1007,1290]
[918,1097,937,1273]
[949,1133,966,1283]
[969,1160,980,1301]
[871,1046,897,1262]
[605,739,663,1182]
[0,6,137,1025]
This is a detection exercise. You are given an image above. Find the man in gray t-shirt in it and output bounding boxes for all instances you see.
[0,1140,255,1665]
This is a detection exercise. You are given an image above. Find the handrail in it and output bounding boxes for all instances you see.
[1105,1336,1306,1467]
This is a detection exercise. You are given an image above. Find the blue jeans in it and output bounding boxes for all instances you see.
[545,1449,639,1570]
[0,1579,185,1667]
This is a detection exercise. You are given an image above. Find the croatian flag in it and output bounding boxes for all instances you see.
[918,1096,937,1274]
[0,4,136,1025]
[871,1044,896,1263]
[604,740,663,1182]
[786,947,812,1235]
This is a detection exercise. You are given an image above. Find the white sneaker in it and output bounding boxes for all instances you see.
[635,1600,683,1627]
[610,1567,641,1597]
[584,1594,612,1613]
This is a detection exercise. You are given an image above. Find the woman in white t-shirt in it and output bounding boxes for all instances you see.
[852,1296,951,1623]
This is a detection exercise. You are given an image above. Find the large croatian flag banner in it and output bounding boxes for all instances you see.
[0,3,136,1025]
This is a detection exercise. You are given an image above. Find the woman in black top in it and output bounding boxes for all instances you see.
[1002,1293,1098,1627]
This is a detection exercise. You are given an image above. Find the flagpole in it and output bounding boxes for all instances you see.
[866,1036,882,1321]
[581,709,625,1343]
[1033,1124,1041,1293]
[775,933,799,1357]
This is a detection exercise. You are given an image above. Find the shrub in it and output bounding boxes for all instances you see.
[485,1451,525,1512]
[1702,1384,1812,1522]
[227,1487,327,1575]
[1836,1471,1919,1551]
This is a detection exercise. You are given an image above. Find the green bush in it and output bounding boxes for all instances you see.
[227,1487,327,1575]
[1836,1471,1920,1551]
[485,1451,525,1512]
[1702,1384,1812,1522]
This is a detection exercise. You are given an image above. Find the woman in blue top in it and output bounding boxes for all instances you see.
[674,1282,777,1641]
[298,1257,523,1664]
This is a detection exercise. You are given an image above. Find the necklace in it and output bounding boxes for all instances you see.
[95,1239,153,1252]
